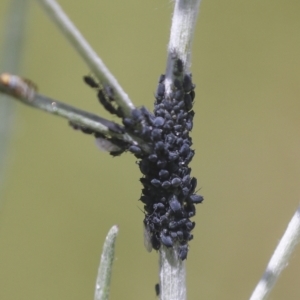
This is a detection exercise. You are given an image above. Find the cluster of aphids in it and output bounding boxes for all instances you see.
[0,63,203,260]
[80,58,203,260]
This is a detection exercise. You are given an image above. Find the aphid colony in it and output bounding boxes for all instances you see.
[78,57,203,260]
[0,60,203,260]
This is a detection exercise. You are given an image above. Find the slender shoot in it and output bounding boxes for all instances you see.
[37,0,135,117]
[250,205,300,300]
[94,225,119,300]
[159,1,202,299]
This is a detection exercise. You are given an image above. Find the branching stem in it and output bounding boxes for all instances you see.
[0,83,135,144]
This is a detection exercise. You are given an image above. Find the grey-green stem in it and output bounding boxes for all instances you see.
[249,205,300,300]
[159,247,186,300]
[94,225,119,300]
[37,0,135,117]
[160,1,202,300]
[165,0,201,95]
[0,84,151,151]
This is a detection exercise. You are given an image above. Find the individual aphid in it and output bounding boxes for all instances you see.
[185,118,193,131]
[139,159,151,175]
[128,145,142,155]
[174,90,183,101]
[97,90,119,116]
[189,177,197,194]
[184,93,193,111]
[179,143,190,156]
[153,116,165,127]
[183,74,193,92]
[148,154,158,162]
[156,83,165,101]
[178,244,188,260]
[154,141,165,151]
[83,75,99,88]
[169,195,181,214]
[161,181,171,189]
[158,169,169,179]
[151,128,162,141]
[155,283,160,297]
[150,179,161,188]
[140,106,155,124]
[160,231,173,248]
[189,194,204,204]
[153,203,165,211]
[173,58,184,76]
[182,175,190,186]
[185,203,196,217]
[185,221,195,231]
[83,75,124,118]
[0,73,37,100]
[171,178,181,187]
[170,231,178,238]
[158,74,165,83]
[190,90,195,101]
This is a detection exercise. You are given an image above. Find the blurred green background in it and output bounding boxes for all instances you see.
[1,0,300,299]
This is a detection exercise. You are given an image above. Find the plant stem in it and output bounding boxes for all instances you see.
[94,225,119,300]
[159,1,202,299]
[249,205,300,300]
[159,247,186,300]
[0,82,134,144]
[165,0,202,94]
[37,0,135,117]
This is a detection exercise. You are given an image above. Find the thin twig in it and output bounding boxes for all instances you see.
[37,0,135,117]
[94,225,119,300]
[0,81,132,144]
[249,205,300,300]
[159,1,202,300]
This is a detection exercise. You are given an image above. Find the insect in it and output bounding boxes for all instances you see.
[83,75,123,117]
[155,283,160,297]
[0,73,37,100]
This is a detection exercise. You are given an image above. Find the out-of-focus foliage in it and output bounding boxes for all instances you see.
[0,0,29,194]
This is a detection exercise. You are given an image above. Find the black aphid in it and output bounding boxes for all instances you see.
[83,75,124,118]
[155,283,160,297]
[178,244,188,260]
[160,231,173,248]
[83,75,99,88]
